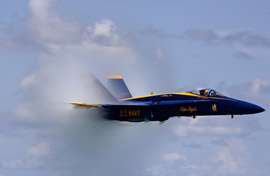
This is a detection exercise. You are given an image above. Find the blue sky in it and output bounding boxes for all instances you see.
[1,0,270,175]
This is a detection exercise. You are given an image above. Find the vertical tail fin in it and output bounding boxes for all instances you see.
[107,75,132,100]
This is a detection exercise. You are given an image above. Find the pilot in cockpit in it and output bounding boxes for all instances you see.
[199,89,209,96]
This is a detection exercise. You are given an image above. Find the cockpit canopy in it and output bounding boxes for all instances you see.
[187,88,224,97]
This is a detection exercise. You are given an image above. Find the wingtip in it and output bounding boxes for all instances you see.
[70,102,86,106]
[70,102,102,107]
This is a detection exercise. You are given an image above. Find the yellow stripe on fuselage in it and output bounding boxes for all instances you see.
[173,93,231,100]
[120,92,231,101]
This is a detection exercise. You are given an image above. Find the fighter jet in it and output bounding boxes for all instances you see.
[71,75,265,122]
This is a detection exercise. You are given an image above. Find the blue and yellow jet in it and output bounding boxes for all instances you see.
[71,75,265,122]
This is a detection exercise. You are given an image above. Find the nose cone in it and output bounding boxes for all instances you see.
[235,101,265,114]
[249,104,265,114]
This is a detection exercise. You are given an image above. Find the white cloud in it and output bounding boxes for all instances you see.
[172,125,243,137]
[218,78,270,101]
[162,153,180,164]
[145,139,255,176]
[142,27,270,49]
[170,118,249,137]
[0,0,83,51]
[209,139,251,176]
[249,78,270,96]
[145,153,197,176]
[21,73,39,88]
[184,29,270,60]
[2,142,52,169]
[27,0,82,45]
[1,159,24,169]
[14,0,141,114]
[155,48,163,60]
[142,27,270,60]
[12,0,174,116]
[212,149,245,175]
[28,0,56,19]
[145,165,166,176]
[27,142,50,157]
[1,0,174,99]
[16,103,35,121]
[86,19,120,46]
[185,29,270,48]
[25,142,52,168]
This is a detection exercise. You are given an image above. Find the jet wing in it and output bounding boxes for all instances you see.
[71,99,215,108]
[70,101,150,108]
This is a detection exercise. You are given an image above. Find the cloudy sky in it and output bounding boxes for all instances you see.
[1,0,270,175]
